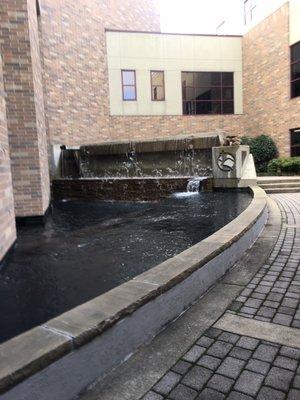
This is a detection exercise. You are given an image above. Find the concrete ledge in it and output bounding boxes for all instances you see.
[0,186,268,400]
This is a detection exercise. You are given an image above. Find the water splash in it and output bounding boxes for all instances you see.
[187,177,207,192]
[172,177,207,198]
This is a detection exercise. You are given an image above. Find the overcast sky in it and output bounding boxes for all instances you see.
[159,0,245,35]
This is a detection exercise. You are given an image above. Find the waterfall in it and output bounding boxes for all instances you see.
[172,176,207,198]
[187,177,207,193]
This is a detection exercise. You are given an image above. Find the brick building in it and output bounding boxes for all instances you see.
[0,0,299,262]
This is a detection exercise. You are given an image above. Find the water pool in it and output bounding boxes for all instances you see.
[0,191,251,343]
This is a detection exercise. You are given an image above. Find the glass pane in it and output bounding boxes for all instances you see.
[210,101,222,114]
[291,130,300,145]
[183,101,194,115]
[151,71,164,86]
[291,146,300,156]
[123,86,136,100]
[291,79,300,98]
[222,72,234,86]
[182,101,188,115]
[194,72,221,87]
[122,70,135,85]
[183,87,195,101]
[181,72,194,86]
[152,86,164,100]
[195,101,221,114]
[195,101,211,114]
[222,87,234,100]
[291,62,300,81]
[222,101,234,114]
[195,87,221,100]
[291,42,300,63]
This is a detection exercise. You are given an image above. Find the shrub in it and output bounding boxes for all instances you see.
[241,135,278,172]
[267,157,300,175]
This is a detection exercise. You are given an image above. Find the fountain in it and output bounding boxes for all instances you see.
[52,133,221,201]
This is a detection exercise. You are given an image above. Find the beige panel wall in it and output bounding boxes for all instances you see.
[290,0,300,44]
[107,32,243,116]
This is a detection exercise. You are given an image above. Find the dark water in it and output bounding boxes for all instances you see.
[0,191,251,343]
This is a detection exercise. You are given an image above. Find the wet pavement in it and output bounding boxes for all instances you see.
[0,191,250,344]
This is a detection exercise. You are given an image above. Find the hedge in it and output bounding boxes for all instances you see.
[240,135,278,172]
[267,157,300,175]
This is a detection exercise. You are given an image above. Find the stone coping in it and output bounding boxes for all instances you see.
[0,185,267,394]
[54,176,194,181]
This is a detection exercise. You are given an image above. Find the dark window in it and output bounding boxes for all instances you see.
[182,72,234,115]
[151,71,165,101]
[291,128,300,156]
[121,70,136,101]
[291,42,300,98]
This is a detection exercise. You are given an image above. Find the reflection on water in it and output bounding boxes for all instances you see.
[0,191,251,343]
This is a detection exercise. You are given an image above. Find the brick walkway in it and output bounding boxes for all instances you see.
[142,194,300,400]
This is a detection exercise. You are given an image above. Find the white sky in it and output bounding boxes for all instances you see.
[159,0,245,35]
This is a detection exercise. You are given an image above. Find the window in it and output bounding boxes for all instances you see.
[121,70,136,101]
[291,128,300,156]
[151,71,165,101]
[291,42,300,98]
[182,72,234,115]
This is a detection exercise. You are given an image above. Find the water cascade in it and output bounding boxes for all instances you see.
[187,177,207,192]
[57,133,221,179]
[53,134,219,201]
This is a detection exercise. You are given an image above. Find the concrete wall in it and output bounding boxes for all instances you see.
[0,55,16,262]
[243,2,300,156]
[0,0,50,217]
[107,32,243,116]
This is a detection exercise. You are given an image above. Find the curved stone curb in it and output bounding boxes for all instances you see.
[0,186,268,400]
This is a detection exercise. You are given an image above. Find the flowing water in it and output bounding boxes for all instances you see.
[0,191,251,343]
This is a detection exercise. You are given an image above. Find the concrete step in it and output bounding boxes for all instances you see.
[259,182,300,189]
[263,187,300,193]
[257,177,300,185]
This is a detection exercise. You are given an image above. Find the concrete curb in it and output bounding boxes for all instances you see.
[0,186,268,400]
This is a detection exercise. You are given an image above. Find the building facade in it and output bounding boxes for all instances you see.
[0,0,299,262]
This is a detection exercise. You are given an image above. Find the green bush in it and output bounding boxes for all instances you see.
[267,157,300,175]
[241,134,278,172]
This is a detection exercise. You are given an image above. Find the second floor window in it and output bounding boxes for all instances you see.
[182,71,234,115]
[291,42,300,98]
[122,70,136,101]
[151,71,165,101]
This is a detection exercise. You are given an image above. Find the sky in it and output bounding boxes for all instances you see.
[159,0,245,35]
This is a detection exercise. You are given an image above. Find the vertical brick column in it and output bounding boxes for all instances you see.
[0,55,16,262]
[243,3,300,156]
[0,0,50,217]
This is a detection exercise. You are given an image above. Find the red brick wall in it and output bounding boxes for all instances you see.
[243,3,300,156]
[39,0,162,146]
[0,55,16,262]
[109,115,245,142]
[0,0,50,217]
